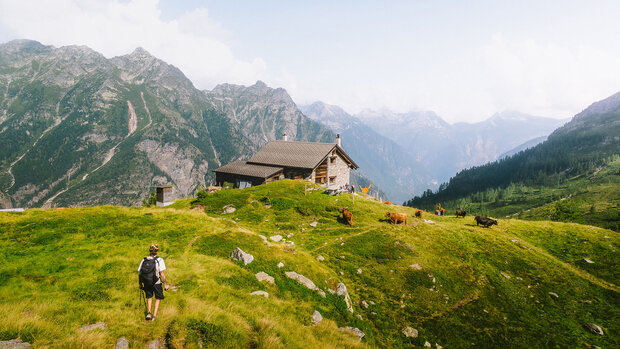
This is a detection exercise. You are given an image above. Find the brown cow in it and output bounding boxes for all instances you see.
[386,212,407,225]
[384,201,393,205]
[341,208,353,226]
[455,210,466,218]
[415,210,423,218]
[435,209,446,216]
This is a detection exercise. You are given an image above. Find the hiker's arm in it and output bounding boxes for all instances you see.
[160,271,170,290]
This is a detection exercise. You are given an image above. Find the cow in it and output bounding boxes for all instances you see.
[455,210,467,218]
[341,208,354,226]
[415,210,423,218]
[386,212,408,225]
[475,216,498,228]
[384,201,393,205]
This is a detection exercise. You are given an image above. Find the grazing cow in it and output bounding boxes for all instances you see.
[475,216,498,228]
[386,212,408,225]
[384,202,393,205]
[341,208,354,226]
[415,210,423,218]
[455,210,467,218]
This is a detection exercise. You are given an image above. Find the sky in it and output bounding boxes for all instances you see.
[1,0,620,123]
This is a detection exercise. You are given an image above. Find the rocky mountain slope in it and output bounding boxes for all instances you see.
[356,109,567,182]
[301,102,434,203]
[0,40,337,208]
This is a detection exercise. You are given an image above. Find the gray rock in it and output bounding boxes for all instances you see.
[339,327,365,340]
[355,314,363,320]
[316,255,325,262]
[231,247,254,265]
[436,344,443,349]
[410,264,423,270]
[357,268,362,274]
[424,341,432,348]
[0,339,32,349]
[369,300,375,305]
[251,290,269,298]
[336,283,354,313]
[310,221,318,227]
[361,300,369,308]
[583,323,604,335]
[221,204,236,214]
[270,235,283,242]
[285,271,326,298]
[115,337,129,349]
[402,326,418,338]
[255,271,275,284]
[144,338,165,349]
[78,322,106,332]
[500,272,511,279]
[583,258,595,264]
[328,288,336,294]
[548,292,559,300]
[312,310,323,325]
[277,262,284,268]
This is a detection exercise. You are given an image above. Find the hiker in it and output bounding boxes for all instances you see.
[138,244,170,321]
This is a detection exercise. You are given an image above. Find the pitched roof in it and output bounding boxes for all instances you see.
[248,140,358,169]
[213,160,283,178]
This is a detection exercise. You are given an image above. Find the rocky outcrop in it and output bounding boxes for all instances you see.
[285,271,326,298]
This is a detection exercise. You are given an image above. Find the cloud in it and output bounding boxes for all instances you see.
[0,0,267,89]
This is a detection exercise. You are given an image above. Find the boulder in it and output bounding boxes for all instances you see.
[402,327,418,338]
[231,247,254,265]
[316,255,325,262]
[339,327,365,340]
[0,339,32,349]
[255,271,275,284]
[221,204,236,214]
[285,271,326,298]
[251,290,269,298]
[270,235,283,242]
[78,322,106,332]
[115,337,129,349]
[583,323,604,335]
[312,310,323,325]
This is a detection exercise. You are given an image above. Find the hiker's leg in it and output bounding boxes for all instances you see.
[153,299,160,317]
[147,297,153,313]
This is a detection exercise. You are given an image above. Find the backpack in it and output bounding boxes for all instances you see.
[139,257,159,287]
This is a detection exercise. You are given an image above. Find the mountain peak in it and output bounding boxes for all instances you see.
[576,91,620,118]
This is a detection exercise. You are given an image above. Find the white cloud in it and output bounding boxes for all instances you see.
[0,0,267,89]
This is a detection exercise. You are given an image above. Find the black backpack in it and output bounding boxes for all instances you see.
[139,257,159,286]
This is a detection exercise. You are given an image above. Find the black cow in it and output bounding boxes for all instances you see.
[455,210,467,218]
[475,216,498,228]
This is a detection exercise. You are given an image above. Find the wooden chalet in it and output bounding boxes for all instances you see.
[213,134,358,189]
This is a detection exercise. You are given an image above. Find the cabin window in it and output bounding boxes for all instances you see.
[329,176,336,183]
[330,156,336,163]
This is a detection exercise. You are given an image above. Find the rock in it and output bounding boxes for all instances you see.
[310,221,318,227]
[339,327,365,340]
[312,310,323,325]
[316,255,325,262]
[336,283,354,313]
[410,264,423,270]
[78,322,106,332]
[231,247,254,265]
[277,262,284,268]
[355,314,363,320]
[270,235,283,242]
[362,300,369,308]
[357,268,362,274]
[402,326,418,338]
[583,323,604,335]
[255,271,275,284]
[424,341,432,348]
[251,290,269,298]
[500,272,511,279]
[328,288,336,294]
[436,344,443,349]
[583,258,595,264]
[423,219,435,223]
[221,204,236,214]
[548,292,559,300]
[115,337,129,349]
[340,255,346,259]
[285,241,295,246]
[285,271,325,297]
[144,338,165,349]
[0,339,32,349]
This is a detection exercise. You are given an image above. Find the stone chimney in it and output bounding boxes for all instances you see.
[282,133,288,141]
[336,134,341,147]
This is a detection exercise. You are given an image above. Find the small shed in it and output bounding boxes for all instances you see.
[156,186,173,207]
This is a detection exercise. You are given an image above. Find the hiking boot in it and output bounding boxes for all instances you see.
[145,313,152,320]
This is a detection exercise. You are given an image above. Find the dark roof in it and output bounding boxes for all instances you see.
[213,160,283,178]
[247,141,358,169]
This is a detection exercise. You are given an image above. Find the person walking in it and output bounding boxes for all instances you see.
[138,244,170,321]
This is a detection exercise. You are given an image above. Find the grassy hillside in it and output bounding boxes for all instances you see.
[0,180,618,348]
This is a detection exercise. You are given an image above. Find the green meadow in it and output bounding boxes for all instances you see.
[0,180,618,348]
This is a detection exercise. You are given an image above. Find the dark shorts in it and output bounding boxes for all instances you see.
[143,283,164,300]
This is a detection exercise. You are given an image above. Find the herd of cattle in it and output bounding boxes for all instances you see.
[339,206,498,228]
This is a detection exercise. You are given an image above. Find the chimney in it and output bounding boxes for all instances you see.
[282,133,288,141]
[336,134,341,147]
